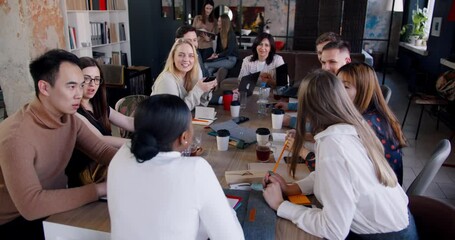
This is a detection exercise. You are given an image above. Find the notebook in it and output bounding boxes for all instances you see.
[238,71,261,96]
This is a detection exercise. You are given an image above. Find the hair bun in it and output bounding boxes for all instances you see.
[131,132,159,162]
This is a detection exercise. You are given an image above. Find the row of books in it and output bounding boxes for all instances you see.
[93,51,128,66]
[67,0,126,11]
[68,26,78,49]
[90,22,126,46]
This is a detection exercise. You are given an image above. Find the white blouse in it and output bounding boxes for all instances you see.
[238,54,285,83]
[108,144,244,240]
[277,124,409,240]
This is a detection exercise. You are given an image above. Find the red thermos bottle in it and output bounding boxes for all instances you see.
[223,90,233,111]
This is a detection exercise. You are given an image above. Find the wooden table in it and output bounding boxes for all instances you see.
[44,93,321,240]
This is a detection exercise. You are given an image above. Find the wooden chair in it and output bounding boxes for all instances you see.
[115,95,149,138]
[401,93,448,140]
[406,139,451,196]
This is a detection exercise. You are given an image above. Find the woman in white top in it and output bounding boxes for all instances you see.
[151,38,217,110]
[262,70,417,240]
[238,32,285,87]
[108,94,244,240]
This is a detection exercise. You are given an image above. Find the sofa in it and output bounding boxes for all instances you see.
[221,49,366,90]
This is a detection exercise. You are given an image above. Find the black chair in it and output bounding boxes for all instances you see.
[401,92,448,140]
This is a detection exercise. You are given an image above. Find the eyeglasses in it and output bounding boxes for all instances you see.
[83,75,103,85]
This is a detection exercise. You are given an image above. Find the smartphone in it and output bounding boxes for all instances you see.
[203,76,216,82]
[232,116,249,124]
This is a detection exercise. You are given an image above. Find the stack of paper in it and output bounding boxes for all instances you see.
[192,106,216,125]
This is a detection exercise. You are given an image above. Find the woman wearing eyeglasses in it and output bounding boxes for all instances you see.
[65,56,134,187]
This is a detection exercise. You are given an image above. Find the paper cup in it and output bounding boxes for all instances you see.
[216,129,230,151]
[230,101,240,118]
[256,128,270,146]
[271,108,285,129]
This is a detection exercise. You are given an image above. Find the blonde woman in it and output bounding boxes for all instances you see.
[263,70,417,239]
[151,38,217,110]
[337,62,407,185]
[204,14,239,76]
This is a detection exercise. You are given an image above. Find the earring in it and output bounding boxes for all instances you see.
[184,141,188,145]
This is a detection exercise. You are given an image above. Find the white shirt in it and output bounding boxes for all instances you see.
[151,71,210,110]
[277,124,409,240]
[108,143,244,240]
[238,55,285,83]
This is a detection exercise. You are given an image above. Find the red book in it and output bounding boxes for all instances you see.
[99,0,106,10]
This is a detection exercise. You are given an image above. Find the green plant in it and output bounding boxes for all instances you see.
[411,4,428,39]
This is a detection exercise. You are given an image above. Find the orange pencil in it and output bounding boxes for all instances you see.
[272,139,288,173]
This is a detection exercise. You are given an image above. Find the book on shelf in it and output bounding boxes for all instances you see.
[107,0,126,10]
[68,26,77,49]
[119,22,126,41]
[109,22,118,43]
[67,0,88,10]
[111,51,121,65]
[121,52,128,67]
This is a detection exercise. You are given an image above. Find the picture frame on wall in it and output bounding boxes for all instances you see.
[431,17,442,37]
[161,0,173,18]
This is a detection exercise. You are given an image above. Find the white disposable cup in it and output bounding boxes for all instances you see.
[271,113,284,129]
[230,105,240,118]
[256,134,270,146]
[216,136,230,151]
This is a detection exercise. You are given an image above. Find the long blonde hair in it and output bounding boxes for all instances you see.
[337,63,407,148]
[161,38,200,91]
[219,14,232,50]
[290,69,398,187]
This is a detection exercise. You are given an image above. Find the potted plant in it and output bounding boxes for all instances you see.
[400,4,428,45]
[411,4,428,45]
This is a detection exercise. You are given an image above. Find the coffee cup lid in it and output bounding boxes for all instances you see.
[272,108,285,114]
[223,90,233,95]
[230,101,240,106]
[256,127,270,135]
[217,129,230,137]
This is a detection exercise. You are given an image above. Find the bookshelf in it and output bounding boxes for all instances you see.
[62,0,131,66]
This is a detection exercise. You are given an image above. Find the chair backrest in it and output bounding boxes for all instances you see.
[100,64,125,86]
[380,84,392,103]
[115,95,149,138]
[409,195,455,239]
[406,139,451,196]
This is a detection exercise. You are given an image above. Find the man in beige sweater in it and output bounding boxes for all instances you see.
[0,49,117,239]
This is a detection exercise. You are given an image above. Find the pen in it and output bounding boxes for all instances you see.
[272,139,288,173]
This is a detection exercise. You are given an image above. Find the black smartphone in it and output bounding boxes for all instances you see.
[232,116,249,124]
[203,76,216,82]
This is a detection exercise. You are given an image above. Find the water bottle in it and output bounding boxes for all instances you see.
[257,82,268,116]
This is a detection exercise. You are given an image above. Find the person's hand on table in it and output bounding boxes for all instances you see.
[274,101,289,111]
[263,181,284,211]
[282,114,291,127]
[263,172,302,197]
[259,72,273,85]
